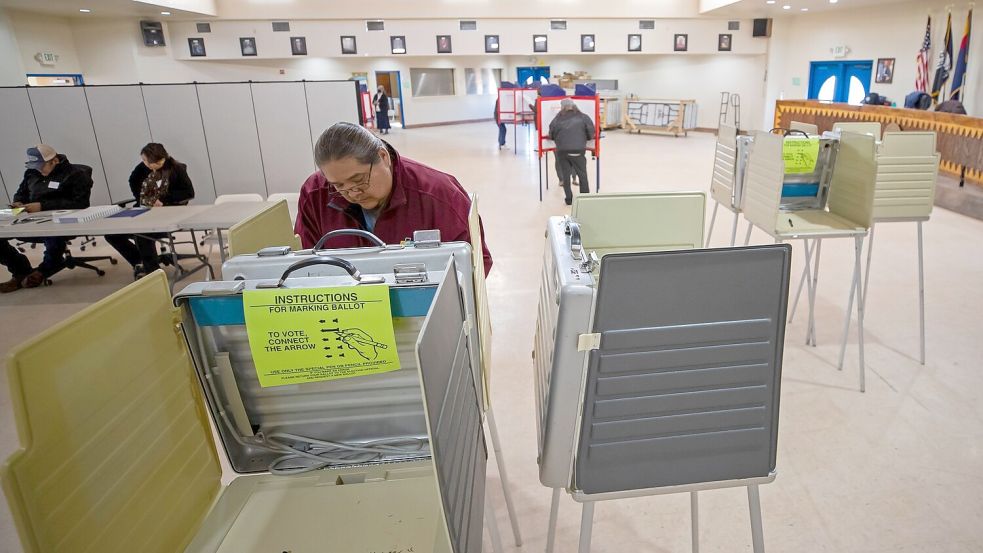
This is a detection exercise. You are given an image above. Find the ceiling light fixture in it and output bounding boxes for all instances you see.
[801,7,809,10]
[829,0,838,3]
[782,5,791,8]
[161,11,171,15]
[79,8,91,12]
[766,1,776,4]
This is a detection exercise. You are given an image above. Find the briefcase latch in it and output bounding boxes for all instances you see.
[394,263,428,284]
[577,333,601,352]
[412,229,441,249]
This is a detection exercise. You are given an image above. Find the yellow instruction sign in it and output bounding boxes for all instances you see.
[242,285,401,387]
[782,137,820,174]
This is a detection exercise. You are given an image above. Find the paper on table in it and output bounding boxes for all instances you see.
[242,285,401,387]
[782,137,821,174]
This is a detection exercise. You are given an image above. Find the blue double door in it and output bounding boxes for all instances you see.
[808,61,872,104]
[516,66,550,87]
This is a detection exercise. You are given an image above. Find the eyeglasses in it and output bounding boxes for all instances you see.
[327,160,374,196]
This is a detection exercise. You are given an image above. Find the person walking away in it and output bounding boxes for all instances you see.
[373,86,391,135]
[0,145,93,292]
[548,99,595,205]
[494,98,507,149]
[104,143,194,279]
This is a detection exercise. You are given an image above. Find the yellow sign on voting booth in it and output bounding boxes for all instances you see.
[782,137,820,174]
[243,285,401,387]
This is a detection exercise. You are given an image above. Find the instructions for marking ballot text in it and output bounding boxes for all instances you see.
[243,285,401,387]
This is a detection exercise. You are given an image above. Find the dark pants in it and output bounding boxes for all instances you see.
[498,123,507,146]
[376,111,391,131]
[105,234,164,272]
[555,151,589,203]
[0,237,68,279]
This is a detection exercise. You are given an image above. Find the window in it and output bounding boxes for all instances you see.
[196,22,211,33]
[411,68,455,97]
[485,35,500,53]
[533,34,548,53]
[847,76,866,105]
[272,21,290,32]
[366,20,384,31]
[465,68,502,95]
[639,20,655,30]
[817,77,836,101]
[551,20,567,30]
[728,21,740,30]
[460,20,477,30]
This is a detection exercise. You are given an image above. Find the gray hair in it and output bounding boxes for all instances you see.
[560,98,579,112]
[313,122,385,166]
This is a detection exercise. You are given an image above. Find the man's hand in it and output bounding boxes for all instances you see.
[23,203,41,213]
[336,328,387,361]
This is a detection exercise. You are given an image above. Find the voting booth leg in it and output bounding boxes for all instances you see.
[691,491,700,553]
[514,124,518,156]
[487,407,523,545]
[538,156,544,202]
[801,240,817,347]
[808,239,823,347]
[730,211,740,247]
[486,496,505,553]
[595,156,600,193]
[917,221,926,364]
[748,484,765,553]
[743,221,753,245]
[578,501,596,553]
[836,236,867,390]
[546,487,561,553]
[705,202,719,248]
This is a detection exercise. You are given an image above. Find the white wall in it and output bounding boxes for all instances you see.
[7,10,82,76]
[0,9,26,86]
[762,0,982,127]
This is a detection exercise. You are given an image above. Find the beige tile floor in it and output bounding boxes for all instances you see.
[1,123,982,552]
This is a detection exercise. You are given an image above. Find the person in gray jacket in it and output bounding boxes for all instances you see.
[548,99,595,205]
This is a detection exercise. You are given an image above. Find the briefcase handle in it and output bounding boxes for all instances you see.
[258,256,386,288]
[566,220,583,258]
[313,229,387,251]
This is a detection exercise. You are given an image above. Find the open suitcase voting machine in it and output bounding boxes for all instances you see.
[2,236,486,552]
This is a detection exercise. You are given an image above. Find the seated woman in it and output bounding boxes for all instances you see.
[105,143,194,279]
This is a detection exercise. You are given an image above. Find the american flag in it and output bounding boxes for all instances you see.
[915,16,932,92]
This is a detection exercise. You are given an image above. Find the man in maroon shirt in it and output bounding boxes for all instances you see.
[296,122,492,274]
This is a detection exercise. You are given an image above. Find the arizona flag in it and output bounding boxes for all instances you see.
[930,12,953,104]
[949,9,973,101]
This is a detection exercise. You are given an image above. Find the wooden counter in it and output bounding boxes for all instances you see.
[774,100,983,185]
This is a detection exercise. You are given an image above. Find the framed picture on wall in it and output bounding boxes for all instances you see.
[239,37,257,56]
[674,33,688,52]
[291,36,307,55]
[628,34,642,52]
[391,35,406,54]
[188,37,206,57]
[581,34,595,52]
[876,58,895,83]
[533,34,548,53]
[437,35,452,54]
[485,35,500,53]
[340,36,357,54]
[718,34,732,52]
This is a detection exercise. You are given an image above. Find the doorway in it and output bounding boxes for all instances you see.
[808,61,872,105]
[374,71,404,127]
[516,66,551,87]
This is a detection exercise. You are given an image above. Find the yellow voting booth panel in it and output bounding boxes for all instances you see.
[1,272,455,553]
[226,199,302,258]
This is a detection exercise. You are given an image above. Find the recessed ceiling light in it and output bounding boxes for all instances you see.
[161,11,171,15]
[766,1,776,4]
[829,0,838,3]
[782,5,791,8]
[801,7,809,10]
[79,8,91,12]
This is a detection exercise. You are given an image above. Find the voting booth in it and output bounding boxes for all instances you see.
[535,95,602,201]
[2,238,488,551]
[533,192,791,552]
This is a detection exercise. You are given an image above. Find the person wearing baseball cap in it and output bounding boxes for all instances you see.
[0,144,93,293]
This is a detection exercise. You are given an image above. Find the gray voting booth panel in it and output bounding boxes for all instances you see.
[141,84,218,204]
[28,87,112,205]
[305,80,362,145]
[222,240,484,405]
[196,83,268,198]
[85,86,153,202]
[176,258,484,552]
[573,246,791,495]
[0,88,40,203]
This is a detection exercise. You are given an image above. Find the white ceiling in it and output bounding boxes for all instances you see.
[0,0,208,18]
[703,0,916,18]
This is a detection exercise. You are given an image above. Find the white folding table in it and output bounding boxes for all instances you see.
[177,201,278,262]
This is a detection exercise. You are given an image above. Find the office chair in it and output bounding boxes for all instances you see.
[64,236,118,276]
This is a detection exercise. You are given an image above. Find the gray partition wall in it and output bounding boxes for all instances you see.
[0,88,40,203]
[84,86,152,202]
[0,80,360,205]
[27,87,112,205]
[142,84,217,204]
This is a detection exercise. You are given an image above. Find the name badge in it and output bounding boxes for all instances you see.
[48,181,60,190]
